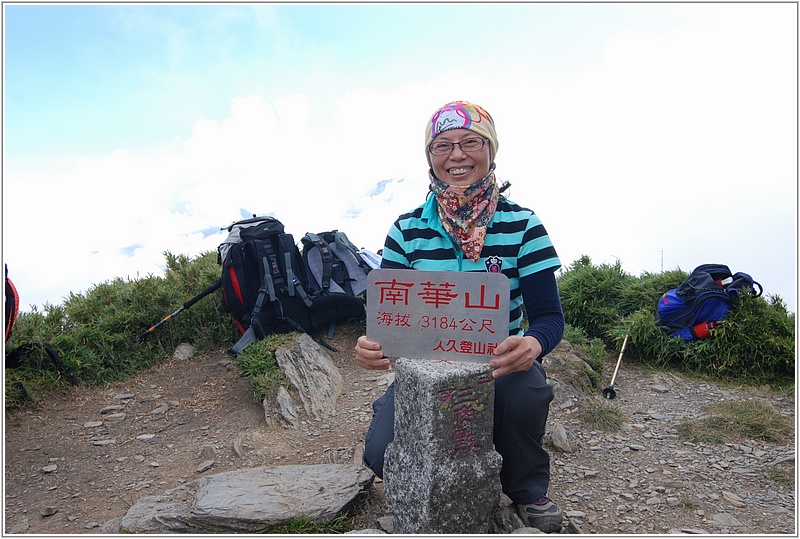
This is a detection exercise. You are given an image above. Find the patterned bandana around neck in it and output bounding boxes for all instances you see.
[430,165,499,262]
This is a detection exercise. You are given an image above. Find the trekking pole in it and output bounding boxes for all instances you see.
[138,278,223,341]
[602,333,629,400]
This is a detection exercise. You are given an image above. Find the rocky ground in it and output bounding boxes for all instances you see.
[4,332,796,535]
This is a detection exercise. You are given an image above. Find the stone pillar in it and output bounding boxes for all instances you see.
[383,358,502,534]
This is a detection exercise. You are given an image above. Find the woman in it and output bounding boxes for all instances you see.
[355,100,564,533]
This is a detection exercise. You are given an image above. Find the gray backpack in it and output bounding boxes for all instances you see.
[301,231,372,299]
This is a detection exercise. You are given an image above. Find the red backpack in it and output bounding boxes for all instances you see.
[5,264,19,342]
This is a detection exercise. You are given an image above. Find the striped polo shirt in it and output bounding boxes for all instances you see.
[381,193,562,335]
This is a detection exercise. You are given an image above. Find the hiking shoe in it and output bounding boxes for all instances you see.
[517,496,563,533]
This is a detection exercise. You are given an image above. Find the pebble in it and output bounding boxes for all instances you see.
[173,343,195,361]
[92,439,116,446]
[712,513,744,527]
[196,460,215,473]
[722,491,745,507]
[40,507,58,517]
[100,405,123,414]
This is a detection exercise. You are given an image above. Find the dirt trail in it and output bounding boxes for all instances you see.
[4,334,796,535]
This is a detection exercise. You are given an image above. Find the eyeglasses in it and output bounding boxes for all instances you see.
[428,137,489,156]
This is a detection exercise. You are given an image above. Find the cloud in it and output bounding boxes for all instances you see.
[3,4,795,314]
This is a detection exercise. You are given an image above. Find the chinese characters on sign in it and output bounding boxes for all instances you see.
[366,269,510,362]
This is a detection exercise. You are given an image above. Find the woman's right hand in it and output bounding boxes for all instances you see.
[355,335,390,371]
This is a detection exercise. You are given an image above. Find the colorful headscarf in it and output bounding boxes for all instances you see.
[429,164,499,262]
[425,101,499,162]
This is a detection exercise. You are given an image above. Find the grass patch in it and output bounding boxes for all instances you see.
[233,334,296,402]
[678,400,792,444]
[266,514,353,534]
[764,465,794,486]
[577,399,624,432]
[559,256,795,386]
[561,324,608,392]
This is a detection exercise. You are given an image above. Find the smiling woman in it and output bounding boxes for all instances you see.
[355,100,566,532]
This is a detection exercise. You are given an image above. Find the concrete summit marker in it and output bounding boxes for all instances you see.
[366,269,509,362]
[383,358,502,533]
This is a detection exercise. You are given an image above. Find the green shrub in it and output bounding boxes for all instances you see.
[557,256,636,340]
[614,294,795,386]
[562,324,607,381]
[559,256,795,387]
[5,251,234,409]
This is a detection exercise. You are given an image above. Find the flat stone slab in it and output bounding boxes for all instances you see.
[118,464,374,534]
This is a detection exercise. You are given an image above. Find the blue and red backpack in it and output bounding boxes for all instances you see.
[655,264,762,342]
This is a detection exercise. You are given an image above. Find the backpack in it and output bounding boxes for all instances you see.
[655,263,762,341]
[218,216,365,356]
[4,266,76,399]
[5,264,19,342]
[300,230,373,298]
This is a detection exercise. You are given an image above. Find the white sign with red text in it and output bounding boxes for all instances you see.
[366,269,510,362]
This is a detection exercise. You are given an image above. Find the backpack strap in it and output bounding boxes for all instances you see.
[279,234,313,307]
[329,231,369,297]
[228,254,277,356]
[252,255,277,316]
[306,232,334,292]
[228,325,260,357]
[256,241,278,302]
[727,271,763,303]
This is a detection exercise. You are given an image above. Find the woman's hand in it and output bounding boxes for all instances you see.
[489,335,542,378]
[355,335,390,371]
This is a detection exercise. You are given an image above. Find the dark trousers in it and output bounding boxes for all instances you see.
[362,360,554,505]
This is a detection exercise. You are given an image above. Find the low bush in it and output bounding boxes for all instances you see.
[5,251,234,408]
[559,256,795,387]
[5,253,794,410]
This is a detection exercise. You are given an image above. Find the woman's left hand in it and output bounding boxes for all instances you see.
[489,335,542,378]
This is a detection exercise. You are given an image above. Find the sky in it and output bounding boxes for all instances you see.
[3,2,797,315]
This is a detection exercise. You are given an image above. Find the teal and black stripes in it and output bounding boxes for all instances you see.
[379,196,561,335]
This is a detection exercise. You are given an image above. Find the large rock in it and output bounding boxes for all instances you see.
[116,464,373,534]
[272,333,344,422]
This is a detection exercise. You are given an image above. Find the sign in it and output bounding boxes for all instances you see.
[366,269,510,362]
